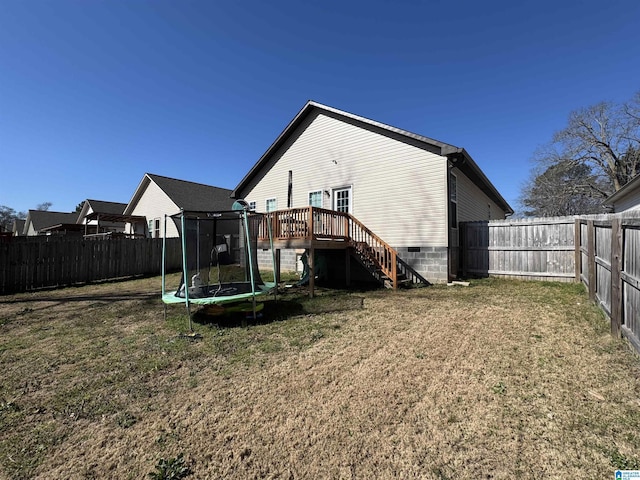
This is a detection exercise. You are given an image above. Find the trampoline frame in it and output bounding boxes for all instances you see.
[161,203,277,329]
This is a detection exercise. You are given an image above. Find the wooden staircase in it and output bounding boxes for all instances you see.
[259,207,430,290]
[348,216,430,289]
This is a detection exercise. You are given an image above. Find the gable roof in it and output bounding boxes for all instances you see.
[85,200,127,215]
[25,210,79,234]
[232,100,513,215]
[603,174,640,208]
[124,173,233,215]
[12,219,25,235]
[77,199,128,224]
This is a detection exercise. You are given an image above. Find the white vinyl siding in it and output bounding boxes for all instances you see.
[454,167,506,222]
[128,180,180,237]
[240,111,449,247]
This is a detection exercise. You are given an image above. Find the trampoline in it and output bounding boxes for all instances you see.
[161,200,276,329]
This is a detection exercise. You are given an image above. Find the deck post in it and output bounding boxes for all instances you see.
[391,250,397,289]
[308,247,315,298]
[308,207,314,239]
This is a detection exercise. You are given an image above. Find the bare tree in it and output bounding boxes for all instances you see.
[36,202,53,211]
[553,100,639,192]
[0,205,26,232]
[521,91,640,216]
[520,161,607,216]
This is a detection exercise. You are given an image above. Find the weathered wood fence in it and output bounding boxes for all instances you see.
[0,236,182,294]
[462,212,640,353]
[462,217,577,282]
[577,216,640,353]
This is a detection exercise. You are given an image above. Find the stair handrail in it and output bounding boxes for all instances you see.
[347,214,397,289]
[260,207,433,290]
[396,255,431,286]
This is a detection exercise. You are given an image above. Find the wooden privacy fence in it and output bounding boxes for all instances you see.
[461,217,577,282]
[461,213,640,353]
[0,236,182,294]
[577,217,640,353]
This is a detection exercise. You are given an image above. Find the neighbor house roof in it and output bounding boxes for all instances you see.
[232,100,513,215]
[85,200,127,215]
[603,174,640,209]
[124,173,233,215]
[12,219,25,236]
[77,199,128,224]
[24,210,79,234]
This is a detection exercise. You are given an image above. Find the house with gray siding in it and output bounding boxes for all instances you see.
[123,173,234,238]
[603,174,640,213]
[233,101,513,283]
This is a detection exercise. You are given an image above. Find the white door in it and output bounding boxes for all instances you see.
[333,187,352,214]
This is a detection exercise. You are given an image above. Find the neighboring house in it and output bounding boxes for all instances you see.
[11,219,25,236]
[233,101,513,282]
[123,173,234,238]
[76,199,136,236]
[603,174,640,213]
[22,210,81,236]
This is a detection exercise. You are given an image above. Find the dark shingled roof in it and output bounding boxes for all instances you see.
[85,200,127,215]
[27,211,79,232]
[147,174,234,211]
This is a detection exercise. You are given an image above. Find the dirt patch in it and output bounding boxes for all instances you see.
[1,277,639,479]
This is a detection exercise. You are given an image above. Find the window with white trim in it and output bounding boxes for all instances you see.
[154,218,160,238]
[308,190,322,208]
[248,201,256,212]
[147,219,153,238]
[266,198,277,212]
[333,187,351,213]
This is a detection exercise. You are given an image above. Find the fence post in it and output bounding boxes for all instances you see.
[587,220,596,301]
[460,223,468,278]
[610,218,623,338]
[574,219,581,283]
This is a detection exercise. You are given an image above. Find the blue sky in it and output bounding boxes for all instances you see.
[1,0,639,215]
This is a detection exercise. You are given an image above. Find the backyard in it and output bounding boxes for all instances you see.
[0,275,639,479]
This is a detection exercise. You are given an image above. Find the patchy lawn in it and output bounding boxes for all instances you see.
[0,276,639,479]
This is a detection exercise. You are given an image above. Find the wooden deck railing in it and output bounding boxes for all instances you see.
[258,207,398,288]
[348,214,398,289]
[259,207,350,241]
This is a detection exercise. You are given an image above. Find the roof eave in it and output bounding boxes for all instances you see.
[123,174,152,216]
[447,148,514,215]
[603,174,640,206]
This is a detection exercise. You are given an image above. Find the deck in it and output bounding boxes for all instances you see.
[254,207,431,295]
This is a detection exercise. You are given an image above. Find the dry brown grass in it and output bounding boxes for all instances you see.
[1,276,639,479]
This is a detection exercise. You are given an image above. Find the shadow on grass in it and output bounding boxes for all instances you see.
[190,290,366,329]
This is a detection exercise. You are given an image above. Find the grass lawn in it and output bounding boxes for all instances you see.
[0,276,639,479]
